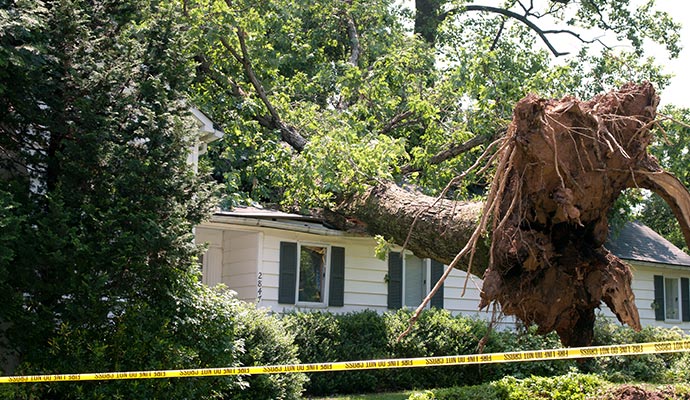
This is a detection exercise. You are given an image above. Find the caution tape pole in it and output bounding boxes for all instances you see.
[3,340,690,383]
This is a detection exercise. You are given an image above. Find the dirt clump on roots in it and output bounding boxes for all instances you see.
[478,82,664,347]
[604,384,687,400]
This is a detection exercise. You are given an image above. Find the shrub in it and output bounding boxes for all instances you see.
[491,372,605,400]
[584,317,688,383]
[287,308,578,395]
[333,309,389,393]
[8,285,305,400]
[419,384,502,400]
[286,309,690,396]
[227,301,306,400]
[384,308,487,389]
[10,282,245,399]
[481,324,575,381]
[411,373,605,400]
[282,311,342,395]
[283,309,390,395]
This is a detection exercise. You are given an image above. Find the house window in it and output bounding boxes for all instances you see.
[653,275,690,322]
[298,245,327,303]
[404,254,426,307]
[278,242,345,307]
[388,252,444,309]
[665,277,680,321]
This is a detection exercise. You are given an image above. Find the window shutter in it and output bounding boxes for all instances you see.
[328,246,345,307]
[388,252,403,309]
[682,277,690,322]
[430,260,445,309]
[278,242,297,304]
[653,275,665,321]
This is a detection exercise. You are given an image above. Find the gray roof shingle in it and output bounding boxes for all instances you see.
[606,221,690,267]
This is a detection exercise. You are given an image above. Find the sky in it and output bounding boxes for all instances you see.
[525,1,690,108]
[395,1,689,107]
[649,2,690,108]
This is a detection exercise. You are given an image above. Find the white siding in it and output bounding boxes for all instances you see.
[443,267,515,329]
[198,220,690,333]
[599,261,690,333]
[195,228,223,287]
[195,226,260,302]
[256,230,391,313]
[222,230,260,301]
[196,220,513,328]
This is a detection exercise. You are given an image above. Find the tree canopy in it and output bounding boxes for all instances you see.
[185,0,681,211]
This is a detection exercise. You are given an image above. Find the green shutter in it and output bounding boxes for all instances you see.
[278,242,297,304]
[430,260,444,309]
[653,275,665,321]
[682,277,690,322]
[388,252,403,309]
[328,246,345,307]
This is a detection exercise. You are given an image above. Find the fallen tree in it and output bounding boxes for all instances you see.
[186,0,690,346]
[330,82,690,346]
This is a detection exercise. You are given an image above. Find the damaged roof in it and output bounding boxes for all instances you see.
[217,208,690,267]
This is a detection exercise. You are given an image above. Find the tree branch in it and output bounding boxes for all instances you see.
[489,17,506,51]
[637,169,690,249]
[380,110,415,135]
[401,132,499,175]
[542,28,611,50]
[194,54,247,98]
[219,30,307,152]
[343,0,361,66]
[442,4,570,57]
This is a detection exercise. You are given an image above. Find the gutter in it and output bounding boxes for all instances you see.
[624,259,690,271]
[208,214,353,237]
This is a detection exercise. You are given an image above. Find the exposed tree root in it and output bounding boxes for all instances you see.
[479,82,666,346]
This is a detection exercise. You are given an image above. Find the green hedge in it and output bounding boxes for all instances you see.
[413,373,606,400]
[9,302,684,399]
[227,300,306,400]
[582,315,689,383]
[5,286,305,400]
[283,309,575,396]
[283,309,689,396]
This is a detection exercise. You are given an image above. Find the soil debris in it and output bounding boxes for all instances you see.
[604,384,687,400]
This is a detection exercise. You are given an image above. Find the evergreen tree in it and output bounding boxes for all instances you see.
[0,1,254,397]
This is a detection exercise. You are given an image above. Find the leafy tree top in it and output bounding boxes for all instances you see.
[185,0,681,212]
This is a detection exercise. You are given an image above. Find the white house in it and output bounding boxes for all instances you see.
[196,207,506,327]
[187,106,224,173]
[196,208,690,333]
[601,221,690,331]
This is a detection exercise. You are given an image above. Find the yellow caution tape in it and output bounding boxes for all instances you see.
[2,340,690,383]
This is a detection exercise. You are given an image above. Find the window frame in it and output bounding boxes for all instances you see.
[664,276,681,322]
[654,274,690,323]
[402,253,431,309]
[294,242,331,307]
[388,250,443,310]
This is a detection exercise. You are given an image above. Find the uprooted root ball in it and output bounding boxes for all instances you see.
[479,83,663,346]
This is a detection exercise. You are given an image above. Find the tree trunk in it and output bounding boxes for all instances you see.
[332,182,489,273]
[414,0,444,45]
[330,82,690,347]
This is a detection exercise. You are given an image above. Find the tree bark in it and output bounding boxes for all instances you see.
[414,0,444,45]
[332,182,489,273]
